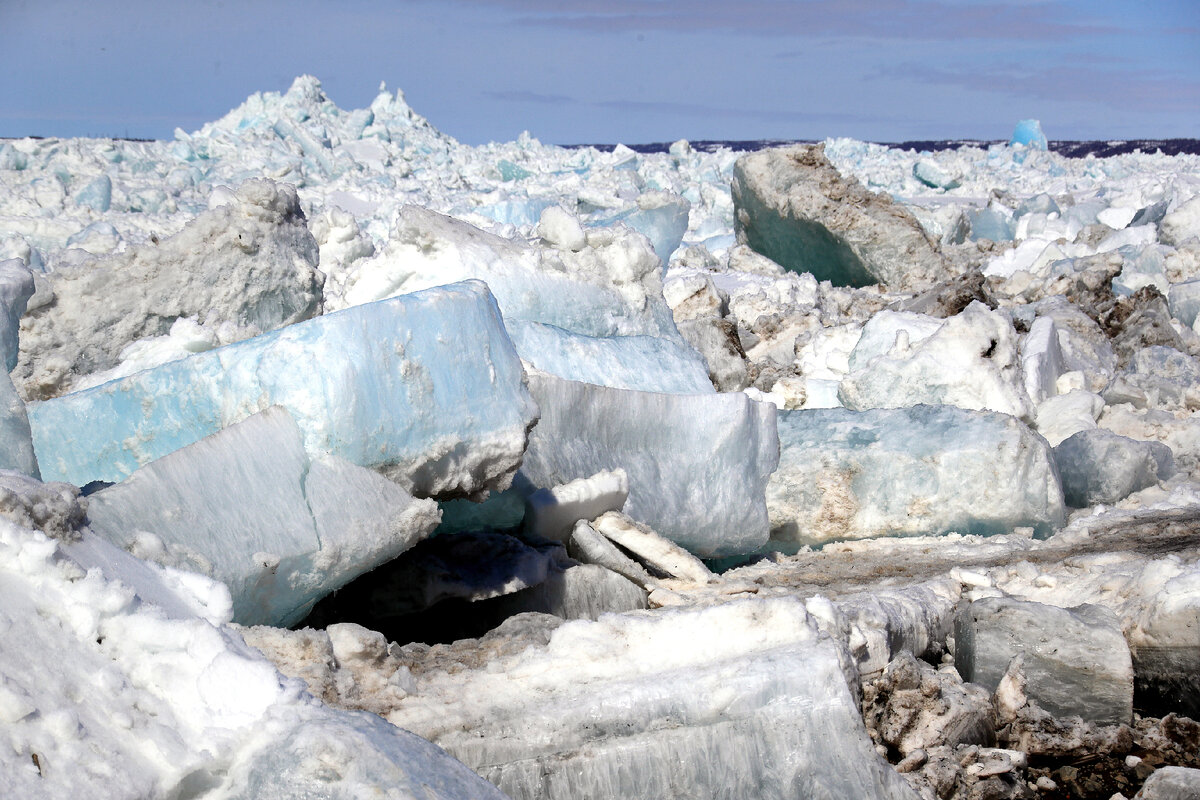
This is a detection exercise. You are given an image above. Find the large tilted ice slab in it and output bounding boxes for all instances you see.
[385,599,919,800]
[86,407,441,627]
[31,280,537,498]
[520,373,779,557]
[15,179,323,400]
[954,597,1133,725]
[731,143,951,290]
[331,204,682,341]
[768,406,1065,544]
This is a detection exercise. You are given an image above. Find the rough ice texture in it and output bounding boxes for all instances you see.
[384,598,919,800]
[769,405,1065,544]
[331,204,682,341]
[520,372,779,557]
[954,597,1133,725]
[509,320,712,393]
[731,144,952,291]
[1136,766,1200,799]
[1053,428,1175,507]
[31,281,538,499]
[839,301,1035,421]
[86,408,440,626]
[0,510,506,800]
[15,179,323,400]
[591,511,714,585]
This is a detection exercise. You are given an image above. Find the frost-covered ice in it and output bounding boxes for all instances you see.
[31,281,536,498]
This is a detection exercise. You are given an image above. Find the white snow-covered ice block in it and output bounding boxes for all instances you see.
[508,319,712,393]
[385,598,919,800]
[0,492,506,800]
[955,597,1133,725]
[523,469,629,543]
[520,373,779,557]
[1034,389,1104,447]
[1021,316,1066,406]
[768,405,1065,544]
[86,407,441,626]
[30,280,537,498]
[333,204,682,341]
[1053,428,1174,507]
[1136,767,1200,800]
[839,302,1035,421]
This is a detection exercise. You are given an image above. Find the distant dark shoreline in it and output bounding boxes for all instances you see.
[4,135,1198,159]
[564,138,1200,159]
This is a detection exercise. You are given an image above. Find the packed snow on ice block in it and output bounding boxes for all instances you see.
[385,597,919,800]
[86,407,441,626]
[768,405,1065,544]
[30,280,537,498]
[955,596,1133,725]
[15,179,324,400]
[519,372,779,557]
[0,489,507,800]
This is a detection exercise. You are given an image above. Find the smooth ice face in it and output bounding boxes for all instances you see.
[520,373,779,557]
[30,280,537,498]
[0,260,37,476]
[509,320,712,393]
[86,408,441,626]
[1053,428,1174,507]
[1009,119,1048,151]
[768,405,1065,544]
[15,179,323,401]
[385,598,919,800]
[954,597,1133,725]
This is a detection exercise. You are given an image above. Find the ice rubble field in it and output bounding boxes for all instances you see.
[4,75,1200,798]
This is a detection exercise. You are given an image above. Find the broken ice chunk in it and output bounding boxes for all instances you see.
[768,405,1065,544]
[0,260,37,477]
[31,280,537,499]
[385,597,919,800]
[1008,119,1048,151]
[523,469,629,543]
[839,302,1035,422]
[591,511,714,584]
[85,407,440,626]
[1053,429,1174,507]
[954,597,1133,725]
[520,373,779,557]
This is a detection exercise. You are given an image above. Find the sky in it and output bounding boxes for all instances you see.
[2,0,1198,146]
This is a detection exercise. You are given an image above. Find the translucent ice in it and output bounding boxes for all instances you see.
[86,408,441,626]
[768,405,1065,544]
[1009,119,1048,151]
[0,260,37,476]
[30,281,537,499]
[955,597,1133,725]
[520,372,779,557]
[1053,429,1174,507]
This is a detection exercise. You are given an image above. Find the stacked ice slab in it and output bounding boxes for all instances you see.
[385,598,919,800]
[30,280,538,500]
[86,408,442,626]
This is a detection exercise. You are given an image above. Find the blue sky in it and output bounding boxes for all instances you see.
[3,0,1197,145]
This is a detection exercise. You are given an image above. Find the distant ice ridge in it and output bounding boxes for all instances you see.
[31,281,537,499]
